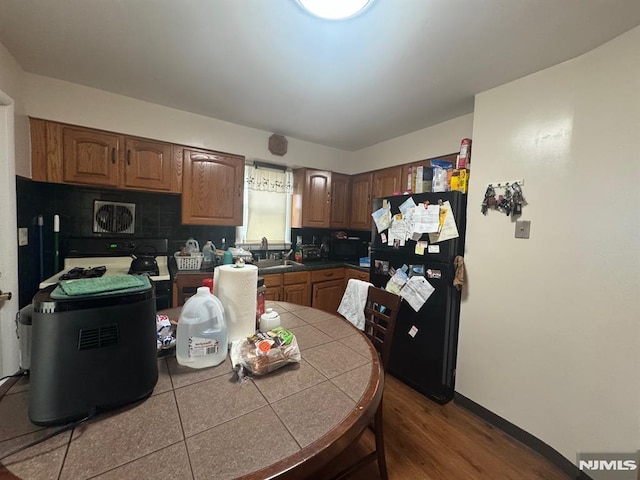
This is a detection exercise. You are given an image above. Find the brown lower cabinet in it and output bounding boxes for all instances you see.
[343,267,370,289]
[263,273,284,301]
[262,271,311,306]
[312,279,345,314]
[310,268,345,314]
[174,267,355,313]
[264,268,347,311]
[173,272,212,307]
[283,271,311,306]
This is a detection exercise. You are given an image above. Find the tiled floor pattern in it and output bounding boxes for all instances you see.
[0,302,373,480]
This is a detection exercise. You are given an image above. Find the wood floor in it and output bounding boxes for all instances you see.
[321,375,569,480]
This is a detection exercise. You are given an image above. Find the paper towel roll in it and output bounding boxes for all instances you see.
[214,264,258,343]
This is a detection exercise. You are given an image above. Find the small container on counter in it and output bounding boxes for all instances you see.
[259,308,281,333]
[202,241,215,267]
[202,277,214,293]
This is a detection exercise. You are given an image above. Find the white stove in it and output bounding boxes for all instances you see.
[38,237,173,310]
[39,256,170,289]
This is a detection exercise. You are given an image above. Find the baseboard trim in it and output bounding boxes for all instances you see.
[454,392,592,480]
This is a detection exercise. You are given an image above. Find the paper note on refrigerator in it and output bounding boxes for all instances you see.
[401,203,417,237]
[400,275,435,312]
[385,268,409,294]
[388,218,409,246]
[428,201,459,243]
[415,241,428,255]
[413,203,440,233]
[371,206,392,233]
[399,197,416,216]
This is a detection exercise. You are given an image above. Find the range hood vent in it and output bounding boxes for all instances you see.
[93,201,135,234]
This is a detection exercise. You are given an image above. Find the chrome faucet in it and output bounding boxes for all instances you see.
[260,237,268,251]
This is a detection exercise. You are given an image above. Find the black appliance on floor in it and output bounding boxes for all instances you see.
[370,191,467,404]
[29,278,158,425]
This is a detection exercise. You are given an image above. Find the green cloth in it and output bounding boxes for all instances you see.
[51,274,150,299]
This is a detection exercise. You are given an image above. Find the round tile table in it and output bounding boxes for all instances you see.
[0,301,383,480]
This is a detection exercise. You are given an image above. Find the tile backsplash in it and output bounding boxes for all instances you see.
[16,177,234,307]
[16,177,373,307]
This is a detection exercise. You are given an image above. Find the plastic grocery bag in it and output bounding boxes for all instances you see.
[230,327,301,378]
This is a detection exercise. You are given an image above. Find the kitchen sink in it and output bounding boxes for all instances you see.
[256,259,302,270]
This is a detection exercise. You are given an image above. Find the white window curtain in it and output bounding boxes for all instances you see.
[236,163,292,249]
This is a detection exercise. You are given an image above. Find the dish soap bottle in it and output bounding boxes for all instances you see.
[294,235,303,263]
[202,241,215,267]
[177,287,228,368]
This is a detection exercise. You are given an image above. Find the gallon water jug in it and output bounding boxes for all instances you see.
[177,287,228,368]
[185,238,200,255]
[202,241,215,267]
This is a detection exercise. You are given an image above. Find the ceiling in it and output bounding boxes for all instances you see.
[1,1,639,151]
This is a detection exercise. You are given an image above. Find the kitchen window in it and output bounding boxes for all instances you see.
[236,162,292,250]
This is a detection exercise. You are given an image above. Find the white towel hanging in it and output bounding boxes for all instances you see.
[338,279,373,330]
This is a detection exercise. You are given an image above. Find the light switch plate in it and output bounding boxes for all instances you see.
[515,220,531,239]
[18,227,28,246]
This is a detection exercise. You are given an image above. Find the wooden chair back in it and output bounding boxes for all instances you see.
[363,286,401,370]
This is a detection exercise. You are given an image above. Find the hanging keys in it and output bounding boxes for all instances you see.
[482,181,525,217]
[501,186,513,216]
[481,185,495,215]
[511,182,524,217]
[512,202,522,215]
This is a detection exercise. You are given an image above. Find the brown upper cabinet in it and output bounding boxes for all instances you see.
[292,168,332,228]
[349,172,373,231]
[30,119,180,193]
[179,147,245,226]
[62,127,120,187]
[123,137,174,191]
[372,165,404,198]
[330,173,351,229]
[400,153,458,192]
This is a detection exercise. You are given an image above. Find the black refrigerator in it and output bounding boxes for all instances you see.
[369,191,467,404]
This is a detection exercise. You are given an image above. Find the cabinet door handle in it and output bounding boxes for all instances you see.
[324,272,333,277]
[238,185,242,197]
[327,191,330,204]
[111,148,116,164]
[127,149,131,166]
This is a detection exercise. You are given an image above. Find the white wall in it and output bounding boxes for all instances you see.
[0,42,29,177]
[23,72,473,176]
[456,25,640,462]
[350,114,473,173]
[24,74,351,174]
[0,43,24,375]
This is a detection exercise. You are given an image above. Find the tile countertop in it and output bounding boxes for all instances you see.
[0,302,381,480]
